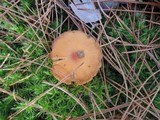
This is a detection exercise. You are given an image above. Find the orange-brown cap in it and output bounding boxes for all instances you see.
[50,30,102,85]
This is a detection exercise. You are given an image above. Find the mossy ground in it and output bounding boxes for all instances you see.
[0,0,160,120]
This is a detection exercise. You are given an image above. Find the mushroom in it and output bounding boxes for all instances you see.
[50,30,102,85]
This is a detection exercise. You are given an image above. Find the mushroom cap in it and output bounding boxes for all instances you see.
[50,30,102,85]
